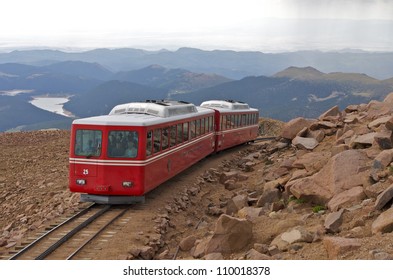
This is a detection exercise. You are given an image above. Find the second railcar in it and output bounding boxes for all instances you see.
[200,100,259,152]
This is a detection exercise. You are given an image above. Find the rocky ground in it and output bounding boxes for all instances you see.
[3,100,393,259]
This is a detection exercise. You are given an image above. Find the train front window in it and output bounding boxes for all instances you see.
[75,130,102,157]
[108,130,139,158]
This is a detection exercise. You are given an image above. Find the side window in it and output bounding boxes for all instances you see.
[190,121,196,139]
[209,116,213,131]
[162,127,169,150]
[221,115,225,130]
[230,115,235,129]
[177,124,183,144]
[201,118,206,135]
[183,122,189,141]
[242,114,246,126]
[196,119,201,137]
[108,130,138,158]
[170,126,176,147]
[153,129,161,153]
[146,130,152,156]
[226,115,232,130]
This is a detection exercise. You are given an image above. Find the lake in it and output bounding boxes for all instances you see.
[29,97,74,117]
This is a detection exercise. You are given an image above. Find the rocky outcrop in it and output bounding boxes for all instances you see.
[288,150,370,204]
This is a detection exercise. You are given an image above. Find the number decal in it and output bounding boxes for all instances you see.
[83,169,89,175]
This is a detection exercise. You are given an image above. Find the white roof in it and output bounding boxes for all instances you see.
[73,106,214,127]
[200,100,258,113]
[109,100,197,118]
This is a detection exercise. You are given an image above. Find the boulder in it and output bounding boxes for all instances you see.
[324,209,344,233]
[292,151,330,173]
[256,188,281,207]
[367,100,393,119]
[323,237,361,259]
[345,105,359,113]
[350,133,376,149]
[374,185,393,210]
[371,208,393,234]
[374,130,393,150]
[319,105,341,120]
[270,226,313,251]
[371,149,393,180]
[219,171,239,184]
[139,246,155,260]
[331,144,349,156]
[281,117,314,140]
[385,116,393,131]
[238,207,264,221]
[310,121,337,130]
[292,136,319,150]
[308,130,325,142]
[179,235,197,251]
[327,186,366,211]
[289,150,370,205]
[367,116,392,129]
[205,214,253,254]
[365,182,387,198]
[204,253,224,260]
[245,249,271,260]
[226,194,248,215]
[192,239,209,258]
[336,130,355,145]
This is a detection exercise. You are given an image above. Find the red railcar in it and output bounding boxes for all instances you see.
[200,100,259,152]
[69,100,215,204]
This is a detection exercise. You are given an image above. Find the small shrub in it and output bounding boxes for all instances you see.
[312,205,326,213]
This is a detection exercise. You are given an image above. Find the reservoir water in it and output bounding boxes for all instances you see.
[29,97,74,117]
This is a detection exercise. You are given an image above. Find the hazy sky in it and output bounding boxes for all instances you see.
[1,0,393,52]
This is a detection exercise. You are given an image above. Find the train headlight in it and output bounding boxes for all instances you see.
[76,179,86,185]
[122,181,133,188]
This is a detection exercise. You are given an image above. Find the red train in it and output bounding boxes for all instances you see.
[69,100,259,204]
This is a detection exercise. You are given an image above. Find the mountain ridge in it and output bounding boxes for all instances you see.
[2,47,393,79]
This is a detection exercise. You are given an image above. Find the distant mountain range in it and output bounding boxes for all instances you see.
[1,47,393,79]
[114,64,231,94]
[0,47,393,131]
[184,67,393,121]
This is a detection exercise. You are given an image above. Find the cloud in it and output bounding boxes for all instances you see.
[280,0,393,20]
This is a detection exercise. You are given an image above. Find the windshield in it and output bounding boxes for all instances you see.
[108,130,139,158]
[75,129,102,157]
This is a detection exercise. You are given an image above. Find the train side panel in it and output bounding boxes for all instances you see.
[216,125,258,152]
[144,133,215,193]
[214,111,259,152]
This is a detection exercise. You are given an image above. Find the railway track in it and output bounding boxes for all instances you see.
[7,203,130,260]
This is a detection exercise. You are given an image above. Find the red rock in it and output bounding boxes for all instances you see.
[323,237,361,259]
[205,214,253,254]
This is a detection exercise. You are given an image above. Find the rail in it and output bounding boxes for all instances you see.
[8,203,97,260]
